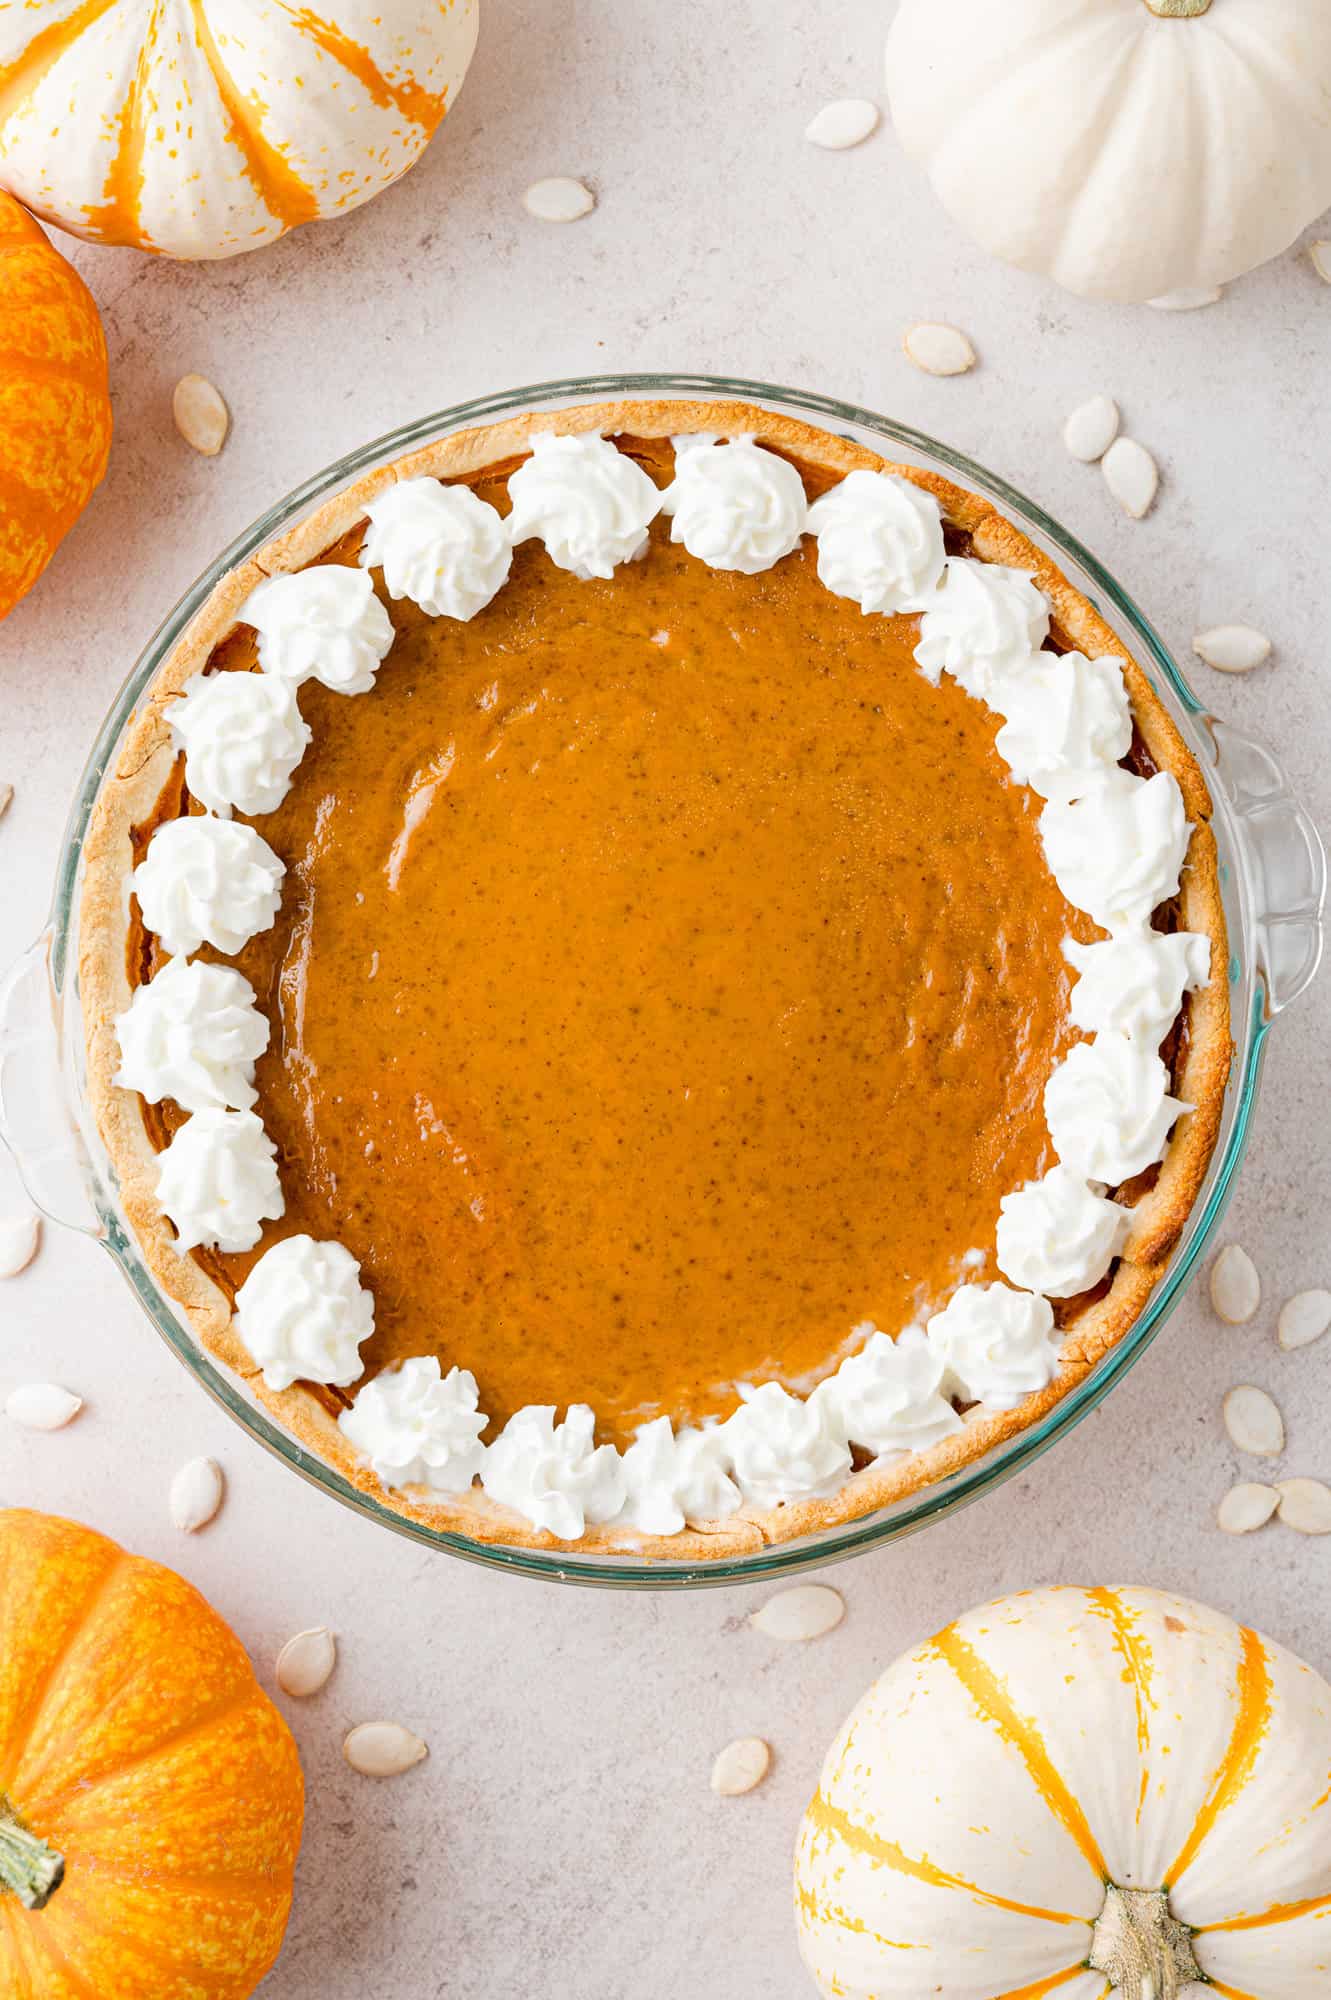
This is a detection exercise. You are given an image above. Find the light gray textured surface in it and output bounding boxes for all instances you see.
[1,5,1329,1995]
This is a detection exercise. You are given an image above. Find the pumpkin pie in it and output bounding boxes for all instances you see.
[80,399,1231,1557]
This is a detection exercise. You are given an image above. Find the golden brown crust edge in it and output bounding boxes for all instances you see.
[78,396,1233,1563]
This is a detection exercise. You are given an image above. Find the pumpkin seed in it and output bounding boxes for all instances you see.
[1147,287,1223,310]
[902,322,976,377]
[1223,1385,1285,1459]
[1276,1479,1331,1535]
[522,177,595,223]
[749,1582,845,1642]
[0,1212,40,1278]
[1192,625,1272,674]
[276,1626,337,1697]
[1209,1244,1260,1324]
[0,782,12,821]
[6,1382,82,1431]
[1217,1482,1280,1535]
[805,99,879,150]
[173,374,229,456]
[1307,241,1330,285]
[343,1721,428,1778]
[1101,437,1159,519]
[169,1456,225,1532]
[1277,1290,1331,1351]
[710,1735,771,1796]
[1063,395,1119,464]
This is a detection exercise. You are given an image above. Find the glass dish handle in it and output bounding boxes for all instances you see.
[0,932,103,1235]
[1205,716,1326,1020]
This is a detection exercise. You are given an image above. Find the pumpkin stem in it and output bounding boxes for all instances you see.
[0,1794,65,1911]
[1141,0,1212,16]
[1089,1885,1202,2000]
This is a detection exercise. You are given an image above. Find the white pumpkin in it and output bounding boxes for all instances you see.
[796,1585,1331,1999]
[885,0,1331,302]
[0,0,479,260]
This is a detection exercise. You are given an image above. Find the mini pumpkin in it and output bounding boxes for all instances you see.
[0,195,111,620]
[886,0,1331,302]
[0,1510,303,1997]
[797,1585,1331,1998]
[0,0,480,260]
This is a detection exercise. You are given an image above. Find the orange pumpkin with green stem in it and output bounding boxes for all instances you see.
[0,1510,303,1996]
[0,195,112,622]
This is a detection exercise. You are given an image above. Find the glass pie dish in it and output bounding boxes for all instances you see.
[2,373,1324,1589]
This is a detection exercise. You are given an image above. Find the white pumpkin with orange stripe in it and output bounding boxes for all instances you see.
[796,1586,1331,2000]
[0,0,479,259]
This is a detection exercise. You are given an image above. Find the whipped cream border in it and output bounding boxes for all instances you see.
[120,430,1211,1542]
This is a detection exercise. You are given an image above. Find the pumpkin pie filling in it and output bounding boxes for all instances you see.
[87,402,1229,1549]
[129,438,1097,1444]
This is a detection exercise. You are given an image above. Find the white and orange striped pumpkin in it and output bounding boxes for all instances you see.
[796,1586,1331,1999]
[0,0,479,260]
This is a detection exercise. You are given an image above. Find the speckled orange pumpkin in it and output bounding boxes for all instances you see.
[0,1510,303,1997]
[0,196,111,621]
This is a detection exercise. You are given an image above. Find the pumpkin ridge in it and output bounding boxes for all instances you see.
[272,0,448,132]
[0,459,63,530]
[794,1875,925,1955]
[31,1685,264,1829]
[1213,12,1331,128]
[930,1625,1110,1881]
[983,1968,1096,2000]
[0,399,110,571]
[0,1896,40,1996]
[944,10,1139,153]
[803,1790,1087,1930]
[1202,27,1331,268]
[1046,33,1165,281]
[20,1916,100,2000]
[80,0,157,248]
[31,1889,240,2000]
[1183,30,1309,275]
[0,1549,125,1795]
[0,0,122,128]
[67,1859,292,1901]
[12,1628,252,1816]
[0,350,102,392]
[186,0,320,232]
[1085,1587,1155,1824]
[1196,1886,1331,1935]
[1164,1626,1272,1889]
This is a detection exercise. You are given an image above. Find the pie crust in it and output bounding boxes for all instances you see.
[79,399,1232,1558]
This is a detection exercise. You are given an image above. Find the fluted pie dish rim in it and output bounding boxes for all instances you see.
[71,386,1234,1565]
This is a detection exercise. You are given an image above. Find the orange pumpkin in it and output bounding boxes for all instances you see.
[0,1510,303,1997]
[0,195,112,621]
